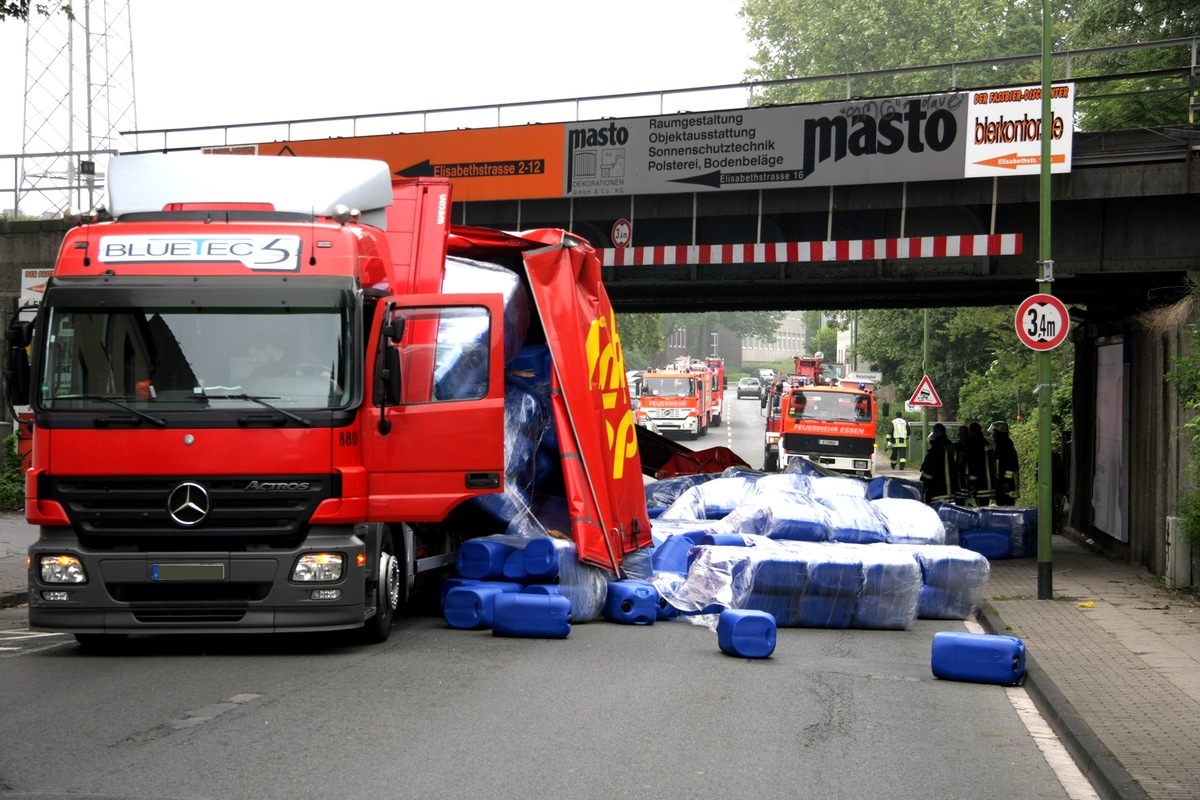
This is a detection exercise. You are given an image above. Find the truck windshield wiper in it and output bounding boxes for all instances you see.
[206,393,313,427]
[80,395,168,428]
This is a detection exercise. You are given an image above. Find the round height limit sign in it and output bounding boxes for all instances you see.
[1015,293,1070,351]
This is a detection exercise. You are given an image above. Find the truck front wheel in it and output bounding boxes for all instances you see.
[359,527,401,644]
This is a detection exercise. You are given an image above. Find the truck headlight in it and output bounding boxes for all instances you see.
[292,553,344,582]
[39,555,87,584]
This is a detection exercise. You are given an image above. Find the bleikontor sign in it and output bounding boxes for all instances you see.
[564,84,1073,197]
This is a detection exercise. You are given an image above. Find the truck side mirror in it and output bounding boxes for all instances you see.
[4,320,32,406]
[374,310,405,431]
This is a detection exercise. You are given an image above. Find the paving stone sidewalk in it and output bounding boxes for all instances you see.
[980,535,1200,800]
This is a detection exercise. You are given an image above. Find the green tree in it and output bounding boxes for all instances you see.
[616,313,664,371]
[0,1,73,21]
[1063,1,1200,131]
[740,0,1046,105]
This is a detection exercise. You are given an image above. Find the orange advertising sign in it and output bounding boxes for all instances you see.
[262,125,565,202]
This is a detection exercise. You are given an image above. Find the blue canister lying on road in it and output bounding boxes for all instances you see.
[603,579,658,625]
[931,631,1026,685]
[492,592,571,639]
[717,609,777,658]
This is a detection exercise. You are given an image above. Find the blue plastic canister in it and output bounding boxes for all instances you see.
[457,539,516,580]
[444,582,520,630]
[960,530,1012,560]
[717,609,777,658]
[931,631,1026,685]
[439,578,482,612]
[522,536,562,580]
[492,592,571,639]
[603,579,658,625]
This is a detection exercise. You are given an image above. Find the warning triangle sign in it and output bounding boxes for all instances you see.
[909,375,943,407]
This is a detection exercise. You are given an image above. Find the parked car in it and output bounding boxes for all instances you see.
[736,377,762,398]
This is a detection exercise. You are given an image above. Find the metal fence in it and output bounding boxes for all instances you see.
[2,37,1196,220]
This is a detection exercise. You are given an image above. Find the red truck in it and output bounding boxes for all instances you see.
[777,384,878,477]
[636,359,713,439]
[6,153,650,646]
[705,356,725,426]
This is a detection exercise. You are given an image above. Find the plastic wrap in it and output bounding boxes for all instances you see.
[472,379,552,528]
[897,544,991,619]
[822,495,889,544]
[808,475,871,500]
[931,502,979,546]
[457,533,609,622]
[654,539,929,631]
[644,473,719,513]
[657,475,761,520]
[442,256,531,365]
[871,497,946,545]
[712,491,831,542]
[853,544,922,629]
[976,506,1038,557]
[750,472,814,498]
[867,475,924,502]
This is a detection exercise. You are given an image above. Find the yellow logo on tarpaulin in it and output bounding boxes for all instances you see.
[586,310,638,480]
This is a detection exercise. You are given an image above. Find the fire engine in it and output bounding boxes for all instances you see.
[636,357,713,439]
[6,153,649,646]
[705,356,725,426]
[777,383,878,477]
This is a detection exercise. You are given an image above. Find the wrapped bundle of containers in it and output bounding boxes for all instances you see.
[656,475,762,520]
[822,495,889,544]
[898,544,991,619]
[870,498,946,545]
[867,475,923,502]
[930,502,980,547]
[853,544,922,629]
[711,491,832,542]
[975,506,1038,558]
[453,534,608,623]
[645,474,719,517]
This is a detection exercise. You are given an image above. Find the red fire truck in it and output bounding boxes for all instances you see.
[6,153,650,646]
[777,384,878,477]
[636,358,713,439]
[705,356,725,426]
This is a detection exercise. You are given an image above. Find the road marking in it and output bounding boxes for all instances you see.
[964,618,1100,800]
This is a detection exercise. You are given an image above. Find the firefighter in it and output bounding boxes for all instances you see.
[887,411,910,470]
[920,423,958,503]
[961,420,997,506]
[987,421,1019,505]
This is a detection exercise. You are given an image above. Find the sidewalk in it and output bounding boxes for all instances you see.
[979,534,1200,800]
[1,512,1197,799]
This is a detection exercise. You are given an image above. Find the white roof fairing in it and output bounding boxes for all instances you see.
[107,153,394,230]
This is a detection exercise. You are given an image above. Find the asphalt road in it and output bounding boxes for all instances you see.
[0,391,1087,800]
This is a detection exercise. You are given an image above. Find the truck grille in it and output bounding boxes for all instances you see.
[44,475,335,540]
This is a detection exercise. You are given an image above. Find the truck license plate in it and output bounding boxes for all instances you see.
[818,438,838,446]
[152,563,225,581]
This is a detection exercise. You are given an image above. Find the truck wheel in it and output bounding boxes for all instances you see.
[712,414,722,428]
[764,451,779,472]
[359,527,401,644]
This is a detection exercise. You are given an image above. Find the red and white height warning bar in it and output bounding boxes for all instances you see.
[599,233,1022,267]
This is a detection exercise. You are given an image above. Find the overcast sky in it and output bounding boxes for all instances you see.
[0,0,755,155]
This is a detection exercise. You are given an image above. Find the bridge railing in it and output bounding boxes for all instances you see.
[2,37,1197,220]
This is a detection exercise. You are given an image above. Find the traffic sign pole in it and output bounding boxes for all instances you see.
[1037,0,1054,600]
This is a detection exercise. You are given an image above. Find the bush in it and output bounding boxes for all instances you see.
[0,434,25,510]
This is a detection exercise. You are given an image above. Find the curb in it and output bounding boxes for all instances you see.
[1,590,28,609]
[977,606,1150,800]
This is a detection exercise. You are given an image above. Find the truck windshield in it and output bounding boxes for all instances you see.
[37,301,351,412]
[642,376,695,397]
[788,390,872,423]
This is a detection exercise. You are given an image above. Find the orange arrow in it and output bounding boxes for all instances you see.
[973,153,1067,170]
